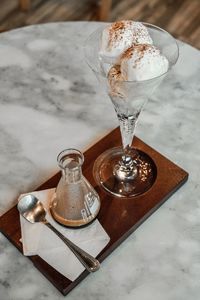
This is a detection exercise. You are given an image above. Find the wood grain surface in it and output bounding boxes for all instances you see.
[0,128,188,295]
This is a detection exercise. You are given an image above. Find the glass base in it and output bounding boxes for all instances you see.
[93,147,157,197]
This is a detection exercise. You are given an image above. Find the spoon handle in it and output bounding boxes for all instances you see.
[44,221,100,272]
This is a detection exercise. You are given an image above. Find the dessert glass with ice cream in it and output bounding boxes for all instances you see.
[84,21,179,197]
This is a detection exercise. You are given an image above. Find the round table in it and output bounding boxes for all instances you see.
[0,22,199,300]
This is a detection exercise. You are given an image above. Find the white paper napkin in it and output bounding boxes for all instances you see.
[19,188,110,281]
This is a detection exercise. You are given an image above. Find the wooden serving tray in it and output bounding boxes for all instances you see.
[0,128,188,295]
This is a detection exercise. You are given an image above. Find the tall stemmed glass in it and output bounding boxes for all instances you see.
[84,23,179,197]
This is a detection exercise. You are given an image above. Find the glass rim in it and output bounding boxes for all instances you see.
[57,148,84,170]
[84,21,179,84]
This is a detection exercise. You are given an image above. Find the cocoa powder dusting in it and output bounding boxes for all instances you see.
[108,21,126,50]
[111,21,126,31]
[122,44,150,58]
[108,65,121,79]
[121,46,134,60]
[120,44,152,67]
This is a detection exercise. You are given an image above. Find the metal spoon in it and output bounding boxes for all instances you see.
[17,194,100,272]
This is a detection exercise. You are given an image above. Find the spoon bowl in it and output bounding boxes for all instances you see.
[18,194,46,223]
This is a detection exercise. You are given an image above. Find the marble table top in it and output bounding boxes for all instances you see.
[0,21,199,300]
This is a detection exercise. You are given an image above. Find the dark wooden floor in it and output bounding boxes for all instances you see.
[0,0,200,49]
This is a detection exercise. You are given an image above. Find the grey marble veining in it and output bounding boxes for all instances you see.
[0,22,199,299]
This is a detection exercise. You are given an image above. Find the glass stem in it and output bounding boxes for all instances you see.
[117,112,139,166]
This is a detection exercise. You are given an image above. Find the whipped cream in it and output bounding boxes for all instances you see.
[100,20,153,63]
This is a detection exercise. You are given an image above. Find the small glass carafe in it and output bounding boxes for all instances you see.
[50,149,101,227]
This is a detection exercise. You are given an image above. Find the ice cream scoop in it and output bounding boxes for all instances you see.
[99,20,153,64]
[120,44,169,81]
[108,45,168,83]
